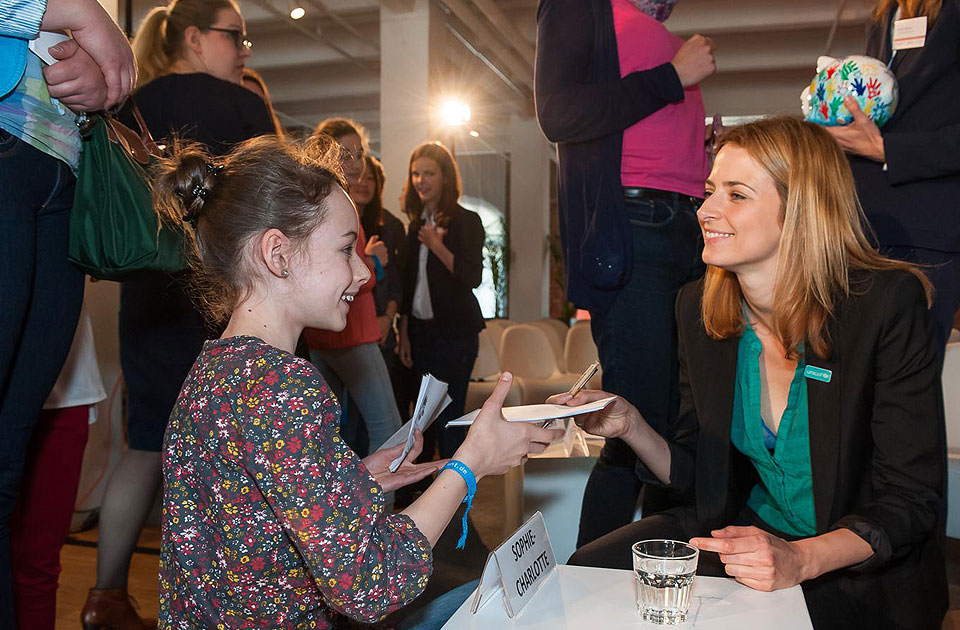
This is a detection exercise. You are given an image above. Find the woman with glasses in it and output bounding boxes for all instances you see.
[304,118,405,465]
[81,1,275,628]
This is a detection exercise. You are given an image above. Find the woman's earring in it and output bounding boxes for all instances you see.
[280,269,290,278]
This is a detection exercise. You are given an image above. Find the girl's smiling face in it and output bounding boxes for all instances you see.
[292,186,370,331]
[410,156,444,209]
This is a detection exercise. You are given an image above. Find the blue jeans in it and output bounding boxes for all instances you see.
[396,579,479,630]
[0,130,83,628]
[576,190,704,549]
[310,343,403,454]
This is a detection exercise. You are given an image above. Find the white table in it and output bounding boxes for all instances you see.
[442,565,812,630]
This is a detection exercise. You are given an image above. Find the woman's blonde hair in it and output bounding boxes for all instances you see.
[702,117,931,359]
[132,0,240,88]
[873,0,941,24]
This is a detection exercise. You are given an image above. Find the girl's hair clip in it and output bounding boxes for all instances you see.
[206,162,225,177]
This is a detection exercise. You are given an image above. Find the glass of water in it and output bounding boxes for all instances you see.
[632,539,699,624]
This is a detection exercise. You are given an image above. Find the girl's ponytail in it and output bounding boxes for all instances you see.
[132,6,172,88]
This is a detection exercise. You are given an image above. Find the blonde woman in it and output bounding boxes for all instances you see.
[556,117,946,629]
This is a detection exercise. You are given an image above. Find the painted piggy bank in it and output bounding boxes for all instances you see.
[801,55,899,127]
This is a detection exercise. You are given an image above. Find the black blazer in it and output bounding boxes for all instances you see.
[535,0,685,312]
[400,206,485,339]
[645,270,947,628]
[849,0,960,252]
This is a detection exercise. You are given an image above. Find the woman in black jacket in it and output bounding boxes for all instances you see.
[557,118,947,629]
[825,0,960,350]
[398,142,485,459]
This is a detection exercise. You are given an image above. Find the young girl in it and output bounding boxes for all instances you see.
[152,135,561,629]
[398,142,486,459]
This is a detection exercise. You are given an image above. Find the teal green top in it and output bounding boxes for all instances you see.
[730,325,816,537]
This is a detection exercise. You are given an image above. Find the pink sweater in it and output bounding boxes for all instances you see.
[612,0,708,197]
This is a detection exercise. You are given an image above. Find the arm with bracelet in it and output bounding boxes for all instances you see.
[400,372,564,548]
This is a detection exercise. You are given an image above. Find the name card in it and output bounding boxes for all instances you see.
[471,511,557,617]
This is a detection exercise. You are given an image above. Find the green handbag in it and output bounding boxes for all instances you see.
[69,104,187,280]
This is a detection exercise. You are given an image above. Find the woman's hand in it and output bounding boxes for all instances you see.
[417,224,445,253]
[378,315,393,346]
[42,39,107,113]
[547,390,641,440]
[690,526,810,592]
[398,328,413,368]
[365,235,388,267]
[455,373,565,479]
[362,430,443,493]
[825,96,885,162]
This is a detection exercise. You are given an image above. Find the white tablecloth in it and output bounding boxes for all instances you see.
[442,565,812,629]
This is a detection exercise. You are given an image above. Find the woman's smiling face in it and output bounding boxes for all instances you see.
[698,144,784,279]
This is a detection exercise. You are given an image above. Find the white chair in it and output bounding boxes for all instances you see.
[470,328,500,381]
[529,318,569,365]
[562,321,602,390]
[465,327,521,415]
[499,324,580,405]
[484,318,516,354]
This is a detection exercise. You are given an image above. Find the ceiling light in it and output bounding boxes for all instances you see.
[469,130,479,137]
[440,98,471,127]
[290,5,305,19]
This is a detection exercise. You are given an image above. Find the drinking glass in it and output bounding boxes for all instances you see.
[632,539,699,624]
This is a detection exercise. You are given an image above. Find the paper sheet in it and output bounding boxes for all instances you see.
[445,396,617,427]
[387,374,451,472]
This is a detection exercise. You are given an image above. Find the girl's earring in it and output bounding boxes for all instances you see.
[280,269,290,278]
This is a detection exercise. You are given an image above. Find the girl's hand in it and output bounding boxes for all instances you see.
[42,39,107,112]
[418,224,445,253]
[362,430,443,493]
[690,526,810,592]
[546,390,641,440]
[825,96,885,162]
[365,235,388,267]
[377,315,393,346]
[398,330,413,368]
[455,373,565,478]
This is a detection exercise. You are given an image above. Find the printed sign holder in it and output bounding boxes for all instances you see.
[471,511,556,618]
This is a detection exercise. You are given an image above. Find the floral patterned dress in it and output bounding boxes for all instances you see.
[159,335,432,629]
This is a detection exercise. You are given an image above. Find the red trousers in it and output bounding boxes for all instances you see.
[10,405,90,630]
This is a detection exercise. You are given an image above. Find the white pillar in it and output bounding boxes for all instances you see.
[379,0,443,216]
[507,115,552,322]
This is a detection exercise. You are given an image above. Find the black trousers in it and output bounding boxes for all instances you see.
[408,318,478,459]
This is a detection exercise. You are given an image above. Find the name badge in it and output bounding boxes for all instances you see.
[893,16,927,51]
[471,511,557,617]
[804,365,832,383]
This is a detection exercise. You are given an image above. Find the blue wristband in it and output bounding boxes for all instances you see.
[441,460,477,549]
[372,255,385,281]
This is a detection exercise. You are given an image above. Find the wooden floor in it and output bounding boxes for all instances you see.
[58,527,160,630]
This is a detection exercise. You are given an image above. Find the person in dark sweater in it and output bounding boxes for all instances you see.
[398,142,486,459]
[824,0,960,352]
[535,0,716,548]
[81,1,274,628]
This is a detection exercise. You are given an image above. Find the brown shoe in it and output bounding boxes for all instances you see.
[80,588,155,630]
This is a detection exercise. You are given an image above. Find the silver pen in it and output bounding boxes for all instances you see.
[542,360,601,427]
